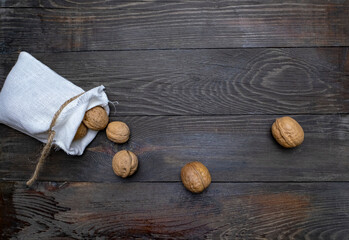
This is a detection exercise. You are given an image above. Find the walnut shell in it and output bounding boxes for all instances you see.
[73,122,87,140]
[83,106,109,131]
[181,161,211,193]
[271,116,304,148]
[106,121,130,144]
[112,150,138,178]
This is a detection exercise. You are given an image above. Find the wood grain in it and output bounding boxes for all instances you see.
[0,1,33,8]
[1,115,348,182]
[1,1,348,52]
[1,181,349,239]
[3,0,349,9]
[1,48,348,115]
[1,0,349,238]
[0,0,156,8]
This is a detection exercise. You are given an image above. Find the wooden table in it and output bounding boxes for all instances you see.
[1,1,349,239]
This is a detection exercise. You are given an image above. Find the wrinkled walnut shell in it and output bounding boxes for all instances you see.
[181,161,211,193]
[112,150,138,178]
[73,122,87,140]
[83,106,109,131]
[271,116,304,148]
[106,121,130,144]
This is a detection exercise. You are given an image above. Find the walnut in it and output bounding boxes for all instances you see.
[181,161,211,193]
[271,116,304,148]
[112,150,138,178]
[83,106,108,131]
[106,121,130,144]
[73,122,87,140]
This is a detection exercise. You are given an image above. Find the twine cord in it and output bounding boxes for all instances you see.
[26,92,84,187]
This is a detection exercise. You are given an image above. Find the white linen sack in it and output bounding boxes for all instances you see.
[0,51,110,155]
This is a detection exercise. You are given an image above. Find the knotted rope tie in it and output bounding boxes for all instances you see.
[26,92,84,187]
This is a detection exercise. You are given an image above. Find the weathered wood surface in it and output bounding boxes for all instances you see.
[1,0,349,238]
[1,181,349,239]
[2,0,169,8]
[1,115,348,182]
[1,1,349,53]
[1,48,348,115]
[3,0,349,9]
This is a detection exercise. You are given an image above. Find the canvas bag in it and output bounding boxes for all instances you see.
[0,52,110,156]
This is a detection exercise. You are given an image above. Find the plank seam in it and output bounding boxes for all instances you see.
[2,46,349,55]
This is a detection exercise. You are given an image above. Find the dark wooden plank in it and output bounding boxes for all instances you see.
[1,0,172,8]
[0,0,155,8]
[3,0,349,9]
[1,181,349,239]
[1,1,348,52]
[1,115,348,182]
[1,48,348,115]
[0,1,35,8]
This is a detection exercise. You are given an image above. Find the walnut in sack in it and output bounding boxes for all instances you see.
[83,106,108,131]
[73,122,87,140]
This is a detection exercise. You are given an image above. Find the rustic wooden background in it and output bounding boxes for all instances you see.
[1,0,349,239]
